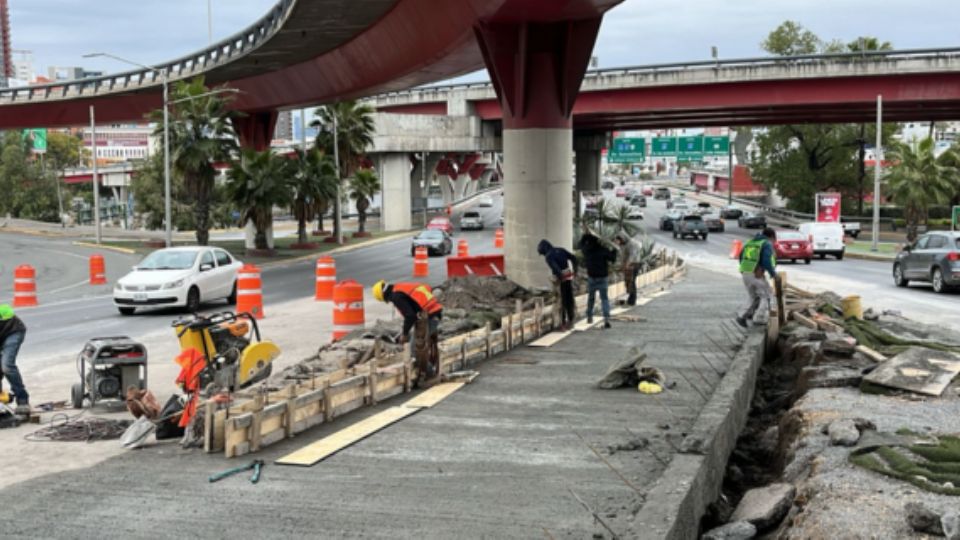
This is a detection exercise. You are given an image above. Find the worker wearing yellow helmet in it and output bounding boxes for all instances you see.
[372,280,443,380]
[0,304,30,413]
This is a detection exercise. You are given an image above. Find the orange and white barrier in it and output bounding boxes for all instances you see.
[315,256,336,301]
[236,264,264,319]
[457,239,469,258]
[13,265,38,307]
[494,228,504,249]
[89,254,107,285]
[413,247,429,277]
[729,239,743,259]
[332,280,365,341]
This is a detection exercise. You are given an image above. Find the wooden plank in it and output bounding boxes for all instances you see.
[817,318,845,334]
[775,272,787,328]
[203,400,215,453]
[249,395,264,453]
[403,382,466,409]
[856,345,888,363]
[275,406,420,466]
[529,330,573,347]
[791,311,819,329]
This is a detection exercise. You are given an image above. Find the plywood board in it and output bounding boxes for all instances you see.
[402,382,466,409]
[862,347,960,396]
[275,406,419,466]
[649,290,671,299]
[528,330,573,347]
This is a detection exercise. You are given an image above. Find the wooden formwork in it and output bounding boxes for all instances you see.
[204,257,685,457]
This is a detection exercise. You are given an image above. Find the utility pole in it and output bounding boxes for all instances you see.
[871,95,882,252]
[90,106,101,244]
[207,0,213,44]
[727,128,735,205]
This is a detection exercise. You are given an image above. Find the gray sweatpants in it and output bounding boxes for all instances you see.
[739,272,772,322]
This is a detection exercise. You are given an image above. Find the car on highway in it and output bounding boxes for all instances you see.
[477,196,494,208]
[615,187,628,198]
[654,187,671,200]
[658,210,682,231]
[738,212,767,229]
[696,201,712,215]
[601,180,616,190]
[642,185,654,196]
[411,229,453,256]
[626,206,644,220]
[673,214,709,240]
[720,205,744,219]
[669,202,691,215]
[893,231,960,293]
[460,210,484,231]
[798,222,845,260]
[629,194,647,207]
[625,188,639,200]
[113,246,241,315]
[702,213,725,232]
[773,230,813,264]
[426,216,453,234]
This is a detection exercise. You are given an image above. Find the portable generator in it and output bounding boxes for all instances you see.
[71,336,148,408]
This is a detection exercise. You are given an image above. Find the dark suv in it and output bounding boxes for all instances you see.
[673,214,709,240]
[893,231,960,293]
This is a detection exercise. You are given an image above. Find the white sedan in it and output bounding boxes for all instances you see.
[113,246,242,315]
[627,206,644,220]
[477,195,495,207]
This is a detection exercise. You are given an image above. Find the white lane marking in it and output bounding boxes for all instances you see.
[47,279,94,295]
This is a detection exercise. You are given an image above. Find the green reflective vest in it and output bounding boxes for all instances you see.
[739,238,775,274]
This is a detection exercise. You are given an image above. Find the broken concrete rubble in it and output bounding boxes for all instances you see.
[729,483,796,531]
[701,520,757,540]
[906,501,945,536]
[827,419,860,446]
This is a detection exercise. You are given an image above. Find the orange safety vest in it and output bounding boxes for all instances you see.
[392,282,443,315]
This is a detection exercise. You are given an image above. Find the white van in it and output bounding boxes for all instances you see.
[798,222,845,260]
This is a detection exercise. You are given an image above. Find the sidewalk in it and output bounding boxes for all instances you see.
[1,267,756,539]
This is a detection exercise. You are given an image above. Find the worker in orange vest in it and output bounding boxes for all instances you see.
[373,280,443,381]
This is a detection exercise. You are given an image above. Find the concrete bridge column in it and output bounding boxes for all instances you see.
[476,18,602,288]
[376,153,412,231]
[575,133,605,195]
[411,153,441,211]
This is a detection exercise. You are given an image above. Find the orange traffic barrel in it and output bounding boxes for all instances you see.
[332,280,365,341]
[729,239,744,259]
[89,254,107,285]
[494,228,504,249]
[236,264,264,319]
[315,256,336,301]
[457,239,469,258]
[13,265,38,307]
[413,246,429,277]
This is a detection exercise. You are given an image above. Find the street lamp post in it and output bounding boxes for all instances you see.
[90,106,101,244]
[727,128,735,205]
[871,95,883,252]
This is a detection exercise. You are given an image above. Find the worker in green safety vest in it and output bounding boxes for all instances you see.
[735,228,778,328]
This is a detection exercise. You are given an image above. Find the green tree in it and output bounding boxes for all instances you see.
[45,131,86,172]
[761,21,820,56]
[311,101,375,240]
[884,138,960,242]
[0,133,59,221]
[348,168,380,235]
[151,76,238,245]
[290,148,338,244]
[226,149,292,250]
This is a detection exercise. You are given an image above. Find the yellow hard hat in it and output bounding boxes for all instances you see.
[372,280,387,302]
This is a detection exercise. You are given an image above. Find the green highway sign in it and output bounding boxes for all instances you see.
[677,135,704,157]
[651,136,677,156]
[677,153,704,163]
[22,128,47,153]
[608,137,645,163]
[703,136,729,155]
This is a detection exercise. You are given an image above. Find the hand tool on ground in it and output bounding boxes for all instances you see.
[208,459,264,484]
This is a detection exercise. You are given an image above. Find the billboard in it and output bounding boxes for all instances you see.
[22,128,47,153]
[815,192,842,223]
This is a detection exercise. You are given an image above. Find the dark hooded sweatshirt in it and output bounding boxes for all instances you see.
[537,240,578,278]
[578,233,617,278]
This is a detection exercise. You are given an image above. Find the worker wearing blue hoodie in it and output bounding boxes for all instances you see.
[537,239,578,331]
[736,228,777,327]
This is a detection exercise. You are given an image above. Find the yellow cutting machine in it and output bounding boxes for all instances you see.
[173,311,279,392]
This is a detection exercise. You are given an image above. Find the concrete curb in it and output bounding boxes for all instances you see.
[633,329,766,539]
[71,241,137,255]
[844,250,895,262]
[258,230,417,268]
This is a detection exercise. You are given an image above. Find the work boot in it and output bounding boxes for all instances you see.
[734,316,748,329]
[603,321,611,330]
[15,403,30,416]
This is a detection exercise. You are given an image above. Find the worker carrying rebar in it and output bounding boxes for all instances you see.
[0,304,30,414]
[372,281,443,381]
[735,228,778,328]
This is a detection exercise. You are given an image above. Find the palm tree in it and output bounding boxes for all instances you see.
[311,101,375,241]
[150,76,237,245]
[884,137,960,242]
[290,148,338,245]
[226,149,293,251]
[348,168,381,236]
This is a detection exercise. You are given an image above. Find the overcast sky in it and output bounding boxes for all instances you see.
[9,0,960,83]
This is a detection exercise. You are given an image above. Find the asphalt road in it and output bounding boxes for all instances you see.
[6,196,504,366]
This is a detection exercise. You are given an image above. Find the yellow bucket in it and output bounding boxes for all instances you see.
[841,295,863,320]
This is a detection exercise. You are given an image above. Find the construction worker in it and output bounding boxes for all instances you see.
[372,280,443,380]
[537,239,578,331]
[736,227,778,328]
[0,304,29,413]
[613,233,644,306]
[579,229,618,329]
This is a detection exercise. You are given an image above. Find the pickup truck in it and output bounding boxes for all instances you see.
[673,214,709,240]
[842,222,861,238]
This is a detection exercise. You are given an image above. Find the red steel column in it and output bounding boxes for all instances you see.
[475,19,602,288]
[234,111,279,151]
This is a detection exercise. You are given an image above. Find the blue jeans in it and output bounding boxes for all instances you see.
[587,277,610,322]
[1,330,28,405]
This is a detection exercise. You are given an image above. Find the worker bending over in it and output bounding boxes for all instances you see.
[0,304,30,414]
[736,227,778,328]
[373,281,443,380]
